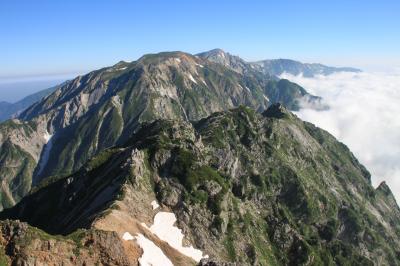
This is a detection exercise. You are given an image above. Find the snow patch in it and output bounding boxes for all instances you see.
[122,232,134,240]
[145,212,208,262]
[175,58,181,63]
[43,131,52,143]
[195,63,204,68]
[151,200,160,210]
[263,94,269,101]
[36,130,54,179]
[136,234,173,266]
[105,66,127,72]
[187,74,198,84]
[123,232,173,266]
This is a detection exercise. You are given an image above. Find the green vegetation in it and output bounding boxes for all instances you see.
[0,249,8,266]
[224,220,236,261]
[0,97,398,265]
[171,148,228,191]
[86,148,120,171]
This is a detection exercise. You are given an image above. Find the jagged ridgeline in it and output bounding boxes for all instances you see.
[0,105,399,265]
[0,50,322,210]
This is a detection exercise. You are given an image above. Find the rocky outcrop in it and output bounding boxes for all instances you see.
[1,105,399,265]
[0,219,136,265]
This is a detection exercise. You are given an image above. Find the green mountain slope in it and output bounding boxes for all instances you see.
[1,105,399,265]
[0,50,323,211]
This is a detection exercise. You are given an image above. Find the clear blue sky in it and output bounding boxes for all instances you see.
[1,0,399,80]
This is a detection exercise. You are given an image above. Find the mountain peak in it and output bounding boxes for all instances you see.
[376,181,397,200]
[136,51,201,67]
[198,48,226,55]
[196,48,229,61]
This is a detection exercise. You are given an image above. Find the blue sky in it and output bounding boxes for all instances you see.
[1,0,399,82]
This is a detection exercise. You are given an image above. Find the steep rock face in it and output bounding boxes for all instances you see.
[1,105,399,265]
[197,49,325,111]
[19,51,269,180]
[0,119,52,209]
[0,50,321,210]
[196,49,264,76]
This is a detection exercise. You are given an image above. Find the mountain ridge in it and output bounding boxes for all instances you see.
[254,58,361,77]
[197,48,361,78]
[1,104,399,265]
[0,49,325,211]
[0,49,397,266]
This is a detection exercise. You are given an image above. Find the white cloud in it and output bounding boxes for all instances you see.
[280,71,400,203]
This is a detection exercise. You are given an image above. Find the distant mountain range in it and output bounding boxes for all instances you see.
[1,49,394,266]
[0,86,58,121]
[199,48,361,78]
[254,58,361,77]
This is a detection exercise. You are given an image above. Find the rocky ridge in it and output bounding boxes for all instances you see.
[0,50,321,210]
[0,104,399,265]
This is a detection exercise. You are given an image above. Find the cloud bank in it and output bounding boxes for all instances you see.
[280,70,400,203]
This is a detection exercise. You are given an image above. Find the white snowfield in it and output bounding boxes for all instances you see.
[187,74,198,84]
[174,58,181,63]
[151,200,160,210]
[145,212,208,262]
[122,232,134,241]
[37,130,54,176]
[123,232,173,266]
[121,201,208,265]
[43,130,53,143]
[105,66,127,72]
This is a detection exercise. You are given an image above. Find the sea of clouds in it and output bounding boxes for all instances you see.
[280,70,400,203]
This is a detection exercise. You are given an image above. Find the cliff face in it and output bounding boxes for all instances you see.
[1,104,399,265]
[0,51,319,211]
